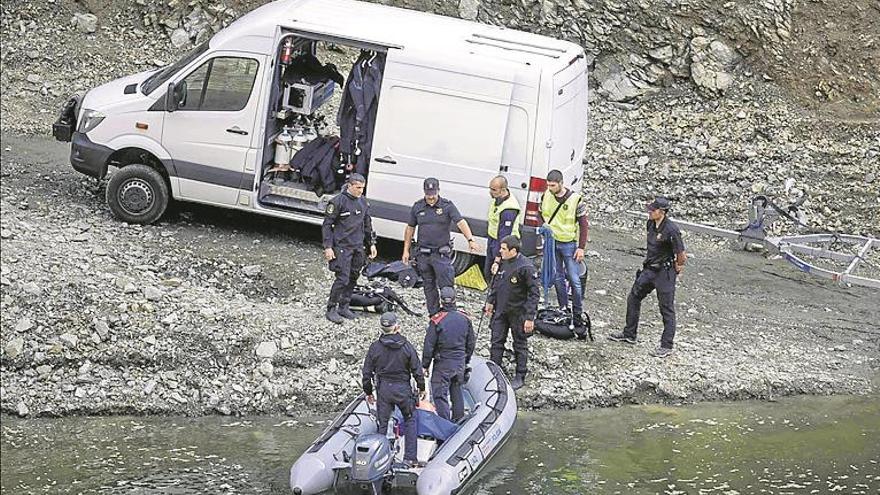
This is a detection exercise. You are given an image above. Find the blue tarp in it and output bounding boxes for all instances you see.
[392,408,458,442]
[539,225,556,304]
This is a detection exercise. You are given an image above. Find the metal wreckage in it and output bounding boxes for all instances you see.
[628,190,879,290]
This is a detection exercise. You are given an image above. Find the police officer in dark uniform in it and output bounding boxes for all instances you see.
[484,235,540,390]
[402,178,479,316]
[362,312,426,467]
[422,286,476,422]
[609,196,687,358]
[322,173,377,324]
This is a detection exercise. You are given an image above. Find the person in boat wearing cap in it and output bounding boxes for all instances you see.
[422,286,476,422]
[539,169,590,329]
[402,177,479,316]
[485,235,540,391]
[322,173,377,324]
[362,312,426,467]
[608,196,687,358]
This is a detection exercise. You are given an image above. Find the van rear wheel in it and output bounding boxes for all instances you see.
[106,164,169,224]
[451,251,474,276]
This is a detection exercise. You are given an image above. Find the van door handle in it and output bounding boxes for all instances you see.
[226,127,248,135]
[374,156,397,164]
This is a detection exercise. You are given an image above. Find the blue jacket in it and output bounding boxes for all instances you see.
[362,333,425,395]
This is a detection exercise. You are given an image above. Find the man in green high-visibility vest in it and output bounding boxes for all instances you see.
[485,175,524,279]
[539,169,589,329]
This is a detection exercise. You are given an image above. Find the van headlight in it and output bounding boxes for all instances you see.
[77,109,105,134]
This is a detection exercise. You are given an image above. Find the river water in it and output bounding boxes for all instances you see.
[2,395,878,494]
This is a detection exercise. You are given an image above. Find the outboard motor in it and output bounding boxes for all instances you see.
[348,433,392,494]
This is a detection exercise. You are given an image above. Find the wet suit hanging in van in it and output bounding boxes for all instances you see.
[337,50,385,177]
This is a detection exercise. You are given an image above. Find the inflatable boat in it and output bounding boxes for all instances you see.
[289,356,516,494]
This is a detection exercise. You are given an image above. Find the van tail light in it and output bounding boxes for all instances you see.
[524,176,547,227]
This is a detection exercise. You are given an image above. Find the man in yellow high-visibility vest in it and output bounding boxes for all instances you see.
[485,175,524,279]
[539,169,589,329]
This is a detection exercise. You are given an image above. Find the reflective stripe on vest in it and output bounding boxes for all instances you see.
[540,191,580,242]
[487,194,523,239]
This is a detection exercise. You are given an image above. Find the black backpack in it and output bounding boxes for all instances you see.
[534,308,593,341]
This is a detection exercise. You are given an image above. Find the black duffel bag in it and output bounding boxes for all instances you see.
[534,308,593,341]
[349,287,394,314]
[363,261,423,288]
[349,285,422,316]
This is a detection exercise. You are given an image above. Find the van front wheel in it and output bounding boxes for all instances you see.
[106,164,169,224]
[451,251,474,276]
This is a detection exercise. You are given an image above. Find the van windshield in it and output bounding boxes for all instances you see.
[141,42,210,95]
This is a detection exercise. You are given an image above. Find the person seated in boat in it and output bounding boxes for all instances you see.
[422,286,476,422]
[362,312,426,468]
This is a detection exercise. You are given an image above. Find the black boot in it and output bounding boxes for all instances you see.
[608,332,636,345]
[573,313,587,340]
[510,374,525,391]
[338,305,358,319]
[325,307,343,324]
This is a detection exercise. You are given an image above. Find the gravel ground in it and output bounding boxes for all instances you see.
[1,0,878,417]
[1,134,878,417]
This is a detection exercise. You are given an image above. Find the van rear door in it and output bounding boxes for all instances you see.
[547,58,588,189]
[162,52,264,206]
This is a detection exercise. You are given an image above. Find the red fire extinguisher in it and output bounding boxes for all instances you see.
[280,38,294,65]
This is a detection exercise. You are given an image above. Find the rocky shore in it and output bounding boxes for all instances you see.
[1,0,878,417]
[1,134,878,417]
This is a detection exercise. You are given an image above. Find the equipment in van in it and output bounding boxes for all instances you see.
[280,51,342,115]
[291,135,343,195]
[283,79,336,115]
[280,38,295,66]
[272,126,294,171]
[290,122,310,152]
[281,51,345,87]
[289,357,516,495]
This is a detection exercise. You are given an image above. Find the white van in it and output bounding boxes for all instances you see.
[53,0,589,274]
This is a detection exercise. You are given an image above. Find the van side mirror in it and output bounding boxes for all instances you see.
[165,81,187,112]
[165,82,178,112]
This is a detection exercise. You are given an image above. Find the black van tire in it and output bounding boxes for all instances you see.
[451,251,474,276]
[106,164,169,224]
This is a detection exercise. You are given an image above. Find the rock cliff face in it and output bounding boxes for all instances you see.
[476,0,878,113]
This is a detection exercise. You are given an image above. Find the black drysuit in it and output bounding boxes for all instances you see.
[338,52,385,177]
[292,136,340,195]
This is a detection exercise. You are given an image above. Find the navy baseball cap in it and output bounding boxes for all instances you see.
[440,286,456,303]
[423,178,439,193]
[380,312,399,329]
[647,196,671,211]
